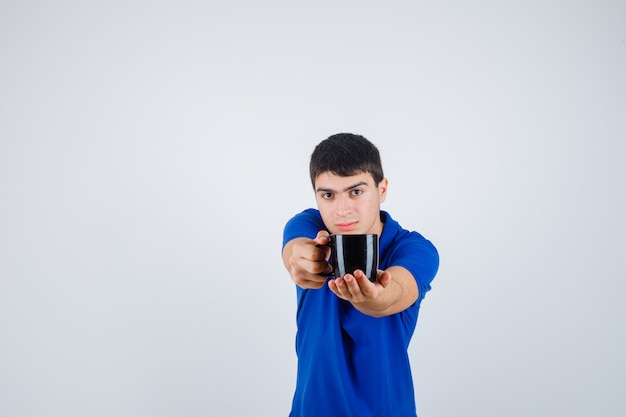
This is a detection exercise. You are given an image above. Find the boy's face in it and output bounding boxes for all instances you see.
[314,171,388,236]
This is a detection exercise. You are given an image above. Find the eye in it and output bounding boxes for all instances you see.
[350,189,363,196]
[321,192,333,200]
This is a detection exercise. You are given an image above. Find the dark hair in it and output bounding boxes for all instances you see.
[309,133,384,187]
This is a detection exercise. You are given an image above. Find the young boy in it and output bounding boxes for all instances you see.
[282,133,439,417]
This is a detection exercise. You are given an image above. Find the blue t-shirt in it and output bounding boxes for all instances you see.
[282,209,439,417]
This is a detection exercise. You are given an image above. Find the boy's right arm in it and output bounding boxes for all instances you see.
[282,231,333,289]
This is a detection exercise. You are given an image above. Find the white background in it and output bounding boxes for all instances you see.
[1,1,624,416]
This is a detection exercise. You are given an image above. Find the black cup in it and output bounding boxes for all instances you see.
[328,234,379,282]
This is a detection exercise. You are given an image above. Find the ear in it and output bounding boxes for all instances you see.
[378,178,389,203]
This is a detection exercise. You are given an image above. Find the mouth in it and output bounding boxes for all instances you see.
[335,222,357,232]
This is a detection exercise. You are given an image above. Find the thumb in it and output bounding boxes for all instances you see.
[314,230,331,246]
[377,270,392,287]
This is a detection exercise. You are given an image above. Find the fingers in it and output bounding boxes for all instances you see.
[294,273,328,289]
[306,256,332,276]
[293,252,331,279]
[288,232,333,288]
[328,270,376,302]
[329,275,362,300]
[290,255,330,288]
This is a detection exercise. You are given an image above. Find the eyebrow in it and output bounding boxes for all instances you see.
[316,181,368,193]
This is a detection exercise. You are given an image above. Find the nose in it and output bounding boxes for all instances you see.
[335,194,352,216]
